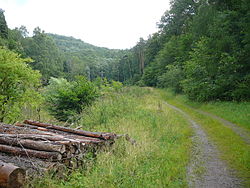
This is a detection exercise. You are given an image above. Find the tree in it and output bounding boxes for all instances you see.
[181,38,241,101]
[0,47,41,123]
[22,28,64,84]
[0,9,8,39]
[44,76,99,122]
[135,38,146,75]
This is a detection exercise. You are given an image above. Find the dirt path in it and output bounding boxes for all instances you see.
[188,107,250,145]
[164,102,242,188]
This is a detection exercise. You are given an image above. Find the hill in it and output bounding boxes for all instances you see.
[49,34,125,80]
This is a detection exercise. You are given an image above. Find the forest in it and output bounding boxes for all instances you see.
[0,0,250,187]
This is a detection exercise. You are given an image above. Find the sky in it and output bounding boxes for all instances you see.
[1,0,170,49]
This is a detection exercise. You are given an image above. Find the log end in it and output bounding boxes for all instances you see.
[8,168,26,188]
[0,162,26,188]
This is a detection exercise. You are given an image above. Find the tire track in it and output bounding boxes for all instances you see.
[188,108,250,145]
[164,102,242,188]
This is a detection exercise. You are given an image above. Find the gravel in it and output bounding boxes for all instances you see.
[164,102,243,188]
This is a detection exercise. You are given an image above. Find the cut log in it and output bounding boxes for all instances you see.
[0,123,53,136]
[15,122,49,132]
[0,144,62,161]
[0,137,66,154]
[16,123,107,143]
[0,161,25,188]
[0,134,68,142]
[24,120,116,140]
[0,121,119,180]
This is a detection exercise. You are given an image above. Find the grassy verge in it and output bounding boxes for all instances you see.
[159,89,250,186]
[167,93,250,130]
[28,87,192,188]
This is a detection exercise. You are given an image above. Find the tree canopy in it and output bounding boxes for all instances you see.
[0,1,249,102]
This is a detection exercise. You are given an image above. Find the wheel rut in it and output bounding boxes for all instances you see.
[189,108,250,145]
[163,102,243,188]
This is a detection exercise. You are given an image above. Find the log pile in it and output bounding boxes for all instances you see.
[0,120,117,187]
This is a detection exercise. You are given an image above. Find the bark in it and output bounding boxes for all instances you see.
[24,120,116,140]
[0,134,68,142]
[0,144,62,161]
[0,137,66,154]
[0,123,52,136]
[15,123,101,142]
[0,161,25,188]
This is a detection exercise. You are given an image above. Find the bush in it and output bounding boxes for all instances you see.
[157,64,184,93]
[111,80,123,91]
[44,76,99,122]
[93,77,123,92]
[0,47,41,123]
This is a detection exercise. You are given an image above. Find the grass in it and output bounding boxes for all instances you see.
[168,93,250,130]
[160,89,250,186]
[28,87,192,188]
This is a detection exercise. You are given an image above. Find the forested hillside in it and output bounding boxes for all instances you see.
[0,9,124,84]
[49,34,124,81]
[1,0,249,102]
[121,0,250,101]
[0,0,249,124]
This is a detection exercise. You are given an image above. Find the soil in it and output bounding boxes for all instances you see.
[164,102,243,188]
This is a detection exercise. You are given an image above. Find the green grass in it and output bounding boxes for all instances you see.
[167,93,250,130]
[199,102,250,130]
[160,89,250,186]
[28,87,192,188]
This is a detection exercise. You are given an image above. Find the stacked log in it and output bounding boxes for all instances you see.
[0,120,117,187]
[0,161,25,188]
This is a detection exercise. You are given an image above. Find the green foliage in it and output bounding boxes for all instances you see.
[49,34,124,81]
[0,47,41,123]
[142,34,192,89]
[29,87,192,188]
[141,65,159,86]
[0,9,8,39]
[1,1,249,102]
[158,64,184,93]
[111,80,123,91]
[181,37,246,101]
[127,0,250,101]
[22,28,64,84]
[93,77,123,94]
[44,76,99,122]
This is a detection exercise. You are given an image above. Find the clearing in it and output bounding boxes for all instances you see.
[27,87,249,187]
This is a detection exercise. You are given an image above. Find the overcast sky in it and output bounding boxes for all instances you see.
[1,0,170,49]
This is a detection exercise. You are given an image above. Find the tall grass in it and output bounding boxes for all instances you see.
[29,87,192,188]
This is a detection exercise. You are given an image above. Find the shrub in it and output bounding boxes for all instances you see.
[157,64,184,93]
[111,80,123,91]
[44,76,99,122]
[0,47,41,123]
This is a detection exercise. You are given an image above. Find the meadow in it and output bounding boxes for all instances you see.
[28,87,192,188]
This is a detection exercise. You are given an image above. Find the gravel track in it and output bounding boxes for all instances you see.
[188,108,250,145]
[164,102,243,188]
